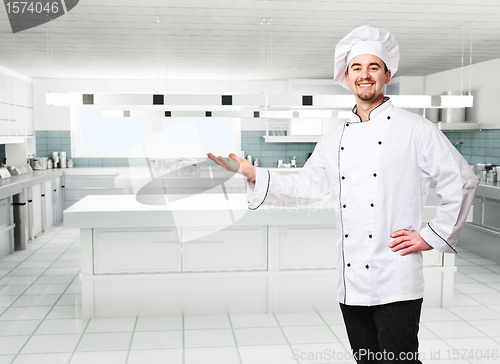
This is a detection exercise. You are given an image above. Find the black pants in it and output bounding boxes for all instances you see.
[340,298,423,364]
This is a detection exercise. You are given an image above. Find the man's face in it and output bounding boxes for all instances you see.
[345,54,391,104]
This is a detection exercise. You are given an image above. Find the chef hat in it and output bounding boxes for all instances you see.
[334,26,400,89]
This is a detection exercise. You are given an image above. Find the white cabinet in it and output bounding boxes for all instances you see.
[93,229,181,274]
[279,225,336,270]
[44,177,64,228]
[64,175,122,209]
[182,226,267,272]
[0,73,33,137]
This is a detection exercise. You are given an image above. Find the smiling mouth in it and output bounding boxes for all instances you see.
[358,83,374,88]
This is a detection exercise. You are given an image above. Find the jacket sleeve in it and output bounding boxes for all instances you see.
[418,121,479,253]
[247,136,332,210]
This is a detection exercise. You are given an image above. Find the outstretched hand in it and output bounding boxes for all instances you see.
[207,153,257,183]
[389,230,433,256]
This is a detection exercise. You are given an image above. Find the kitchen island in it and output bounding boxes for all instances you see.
[64,190,458,319]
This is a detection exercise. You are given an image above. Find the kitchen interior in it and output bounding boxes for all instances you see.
[1,1,500,363]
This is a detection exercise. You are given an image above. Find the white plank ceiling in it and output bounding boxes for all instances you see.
[0,0,499,80]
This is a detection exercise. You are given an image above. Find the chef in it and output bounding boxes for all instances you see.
[208,26,478,363]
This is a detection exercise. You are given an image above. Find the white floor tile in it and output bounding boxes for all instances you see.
[234,327,287,346]
[184,328,235,348]
[469,292,500,306]
[0,306,51,320]
[35,249,66,255]
[418,325,438,339]
[418,338,454,361]
[489,305,500,314]
[0,355,15,364]
[447,305,500,320]
[130,330,183,349]
[23,284,68,296]
[485,282,500,292]
[0,285,29,296]
[135,316,183,331]
[12,294,60,307]
[458,265,494,274]
[442,336,500,352]
[0,320,41,336]
[6,268,45,277]
[0,295,18,308]
[69,351,128,364]
[17,261,53,269]
[76,332,132,352]
[283,325,337,344]
[85,317,136,333]
[484,265,500,273]
[455,283,498,294]
[420,308,462,322]
[43,268,80,276]
[0,262,19,269]
[184,314,231,329]
[11,352,72,364]
[0,276,39,285]
[290,342,350,364]
[465,258,498,266]
[0,335,30,354]
[127,349,183,364]
[239,345,297,364]
[329,325,349,343]
[35,318,87,335]
[45,305,82,319]
[423,320,485,338]
[452,293,482,306]
[275,312,324,326]
[0,270,10,279]
[51,261,81,268]
[25,255,60,262]
[21,334,80,353]
[55,293,81,306]
[230,313,278,328]
[317,310,344,325]
[468,319,500,337]
[185,346,240,364]
[34,275,76,285]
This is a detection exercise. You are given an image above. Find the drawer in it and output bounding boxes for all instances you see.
[182,226,267,272]
[93,229,181,274]
[279,226,336,270]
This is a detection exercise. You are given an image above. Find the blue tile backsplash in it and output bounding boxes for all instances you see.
[241,131,316,168]
[33,129,500,168]
[443,129,500,165]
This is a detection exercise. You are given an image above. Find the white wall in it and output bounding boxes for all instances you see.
[425,58,499,127]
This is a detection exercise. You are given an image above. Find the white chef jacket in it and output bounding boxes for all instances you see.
[247,98,478,306]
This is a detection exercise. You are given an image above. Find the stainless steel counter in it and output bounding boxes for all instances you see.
[0,169,63,200]
[476,181,500,200]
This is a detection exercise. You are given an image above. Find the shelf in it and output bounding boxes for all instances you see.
[263,135,321,143]
[436,122,481,131]
[0,136,27,144]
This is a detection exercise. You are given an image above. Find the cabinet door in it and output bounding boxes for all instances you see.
[279,225,336,270]
[182,226,267,272]
[93,229,181,274]
[484,198,500,231]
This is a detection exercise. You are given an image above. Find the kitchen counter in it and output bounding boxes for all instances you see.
[476,181,500,200]
[64,193,457,319]
[0,169,63,200]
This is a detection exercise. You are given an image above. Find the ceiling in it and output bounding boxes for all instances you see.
[0,0,499,81]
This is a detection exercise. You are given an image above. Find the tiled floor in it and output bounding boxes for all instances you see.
[1,225,500,363]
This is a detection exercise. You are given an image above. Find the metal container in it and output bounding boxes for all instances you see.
[480,170,488,183]
[441,91,466,123]
[487,170,497,183]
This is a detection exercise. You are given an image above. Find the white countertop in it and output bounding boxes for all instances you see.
[64,193,442,229]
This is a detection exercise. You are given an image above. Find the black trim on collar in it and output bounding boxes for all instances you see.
[351,96,391,122]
